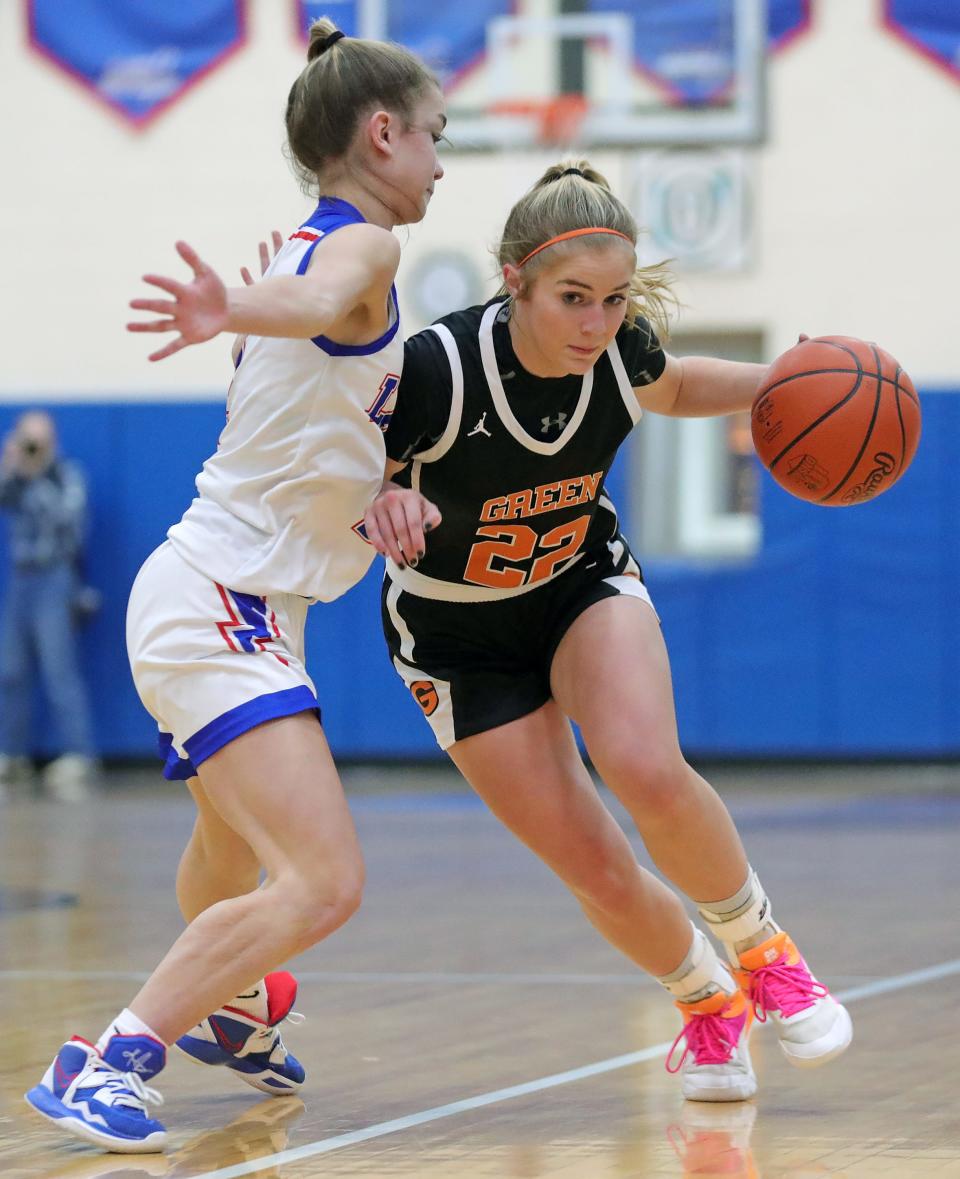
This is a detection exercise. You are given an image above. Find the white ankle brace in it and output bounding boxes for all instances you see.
[658,923,737,1003]
[697,869,780,947]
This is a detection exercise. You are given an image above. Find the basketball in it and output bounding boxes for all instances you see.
[751,336,921,506]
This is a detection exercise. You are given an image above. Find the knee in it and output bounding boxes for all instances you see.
[596,742,694,825]
[281,858,366,951]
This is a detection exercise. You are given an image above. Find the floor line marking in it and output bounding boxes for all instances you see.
[0,968,663,986]
[2,965,931,987]
[192,956,960,1179]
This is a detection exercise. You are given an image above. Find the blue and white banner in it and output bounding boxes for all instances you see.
[768,0,811,53]
[390,0,516,86]
[587,0,810,104]
[884,0,960,85]
[587,0,735,104]
[28,0,247,129]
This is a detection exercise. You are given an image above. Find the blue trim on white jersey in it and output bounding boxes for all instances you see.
[308,195,366,228]
[295,196,368,277]
[295,235,324,277]
[292,197,401,357]
[312,286,400,356]
[157,686,321,780]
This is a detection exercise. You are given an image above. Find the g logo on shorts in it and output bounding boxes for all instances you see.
[411,680,439,716]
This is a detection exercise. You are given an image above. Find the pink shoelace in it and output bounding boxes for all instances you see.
[744,953,829,1021]
[666,1008,746,1073]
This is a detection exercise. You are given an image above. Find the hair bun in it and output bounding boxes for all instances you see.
[306,20,343,62]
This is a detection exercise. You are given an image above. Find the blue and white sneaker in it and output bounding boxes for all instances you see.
[25,1034,166,1153]
[177,971,305,1095]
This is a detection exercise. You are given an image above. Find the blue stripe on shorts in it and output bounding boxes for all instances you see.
[157,686,321,780]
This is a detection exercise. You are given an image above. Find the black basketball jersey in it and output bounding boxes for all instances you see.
[386,299,665,601]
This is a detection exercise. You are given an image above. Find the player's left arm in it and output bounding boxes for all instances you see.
[364,328,451,565]
[364,462,442,570]
[621,315,770,418]
[635,354,768,418]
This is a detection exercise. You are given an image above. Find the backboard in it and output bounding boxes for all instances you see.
[300,0,769,150]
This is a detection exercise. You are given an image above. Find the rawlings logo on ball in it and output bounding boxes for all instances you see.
[840,452,897,504]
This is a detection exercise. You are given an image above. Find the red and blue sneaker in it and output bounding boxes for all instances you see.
[176,971,305,1095]
[25,1034,166,1153]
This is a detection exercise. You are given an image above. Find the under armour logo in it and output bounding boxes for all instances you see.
[121,1048,155,1075]
[468,413,492,438]
[540,413,568,434]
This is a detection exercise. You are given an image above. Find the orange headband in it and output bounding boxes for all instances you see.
[517,227,633,268]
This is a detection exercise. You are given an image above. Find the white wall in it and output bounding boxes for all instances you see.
[1,0,957,398]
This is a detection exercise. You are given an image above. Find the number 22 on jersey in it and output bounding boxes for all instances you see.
[464,515,590,590]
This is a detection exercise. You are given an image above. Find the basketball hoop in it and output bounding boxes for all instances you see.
[488,94,589,149]
[441,3,765,150]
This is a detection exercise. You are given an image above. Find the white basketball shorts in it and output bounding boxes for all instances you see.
[126,541,318,780]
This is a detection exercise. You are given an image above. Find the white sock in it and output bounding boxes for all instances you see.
[96,1007,166,1053]
[697,867,781,963]
[658,923,738,1005]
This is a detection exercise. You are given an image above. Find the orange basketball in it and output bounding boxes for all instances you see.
[751,336,921,506]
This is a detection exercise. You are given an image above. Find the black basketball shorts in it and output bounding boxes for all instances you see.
[381,537,657,748]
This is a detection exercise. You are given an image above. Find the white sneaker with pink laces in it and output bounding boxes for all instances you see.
[735,931,852,1068]
[667,988,757,1102]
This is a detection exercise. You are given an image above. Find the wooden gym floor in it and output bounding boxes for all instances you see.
[1,761,959,1178]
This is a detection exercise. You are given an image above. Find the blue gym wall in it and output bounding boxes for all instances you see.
[0,394,954,763]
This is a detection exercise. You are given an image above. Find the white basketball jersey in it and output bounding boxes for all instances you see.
[168,199,401,602]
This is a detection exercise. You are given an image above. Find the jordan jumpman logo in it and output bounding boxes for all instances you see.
[468,413,492,438]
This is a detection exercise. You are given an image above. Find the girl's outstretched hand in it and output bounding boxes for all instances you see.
[128,241,229,362]
[364,481,442,570]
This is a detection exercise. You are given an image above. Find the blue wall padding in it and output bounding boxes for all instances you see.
[0,392,953,762]
[648,392,956,757]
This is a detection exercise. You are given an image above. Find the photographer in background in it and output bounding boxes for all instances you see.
[0,411,99,801]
